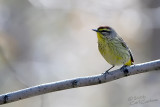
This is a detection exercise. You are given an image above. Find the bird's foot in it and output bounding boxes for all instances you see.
[102,70,109,75]
[120,65,129,76]
[102,65,115,75]
[120,65,128,70]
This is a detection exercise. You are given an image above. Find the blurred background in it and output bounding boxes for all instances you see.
[0,0,160,107]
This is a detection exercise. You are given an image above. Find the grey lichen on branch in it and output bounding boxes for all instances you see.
[0,59,160,105]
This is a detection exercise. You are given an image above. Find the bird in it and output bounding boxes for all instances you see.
[92,26,134,73]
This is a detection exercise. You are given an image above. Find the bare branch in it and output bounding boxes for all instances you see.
[0,59,160,105]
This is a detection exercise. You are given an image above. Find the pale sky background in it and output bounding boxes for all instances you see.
[0,0,160,107]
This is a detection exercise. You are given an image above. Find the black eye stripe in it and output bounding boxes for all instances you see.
[101,30,107,32]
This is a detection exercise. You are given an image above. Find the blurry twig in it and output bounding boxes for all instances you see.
[0,59,160,105]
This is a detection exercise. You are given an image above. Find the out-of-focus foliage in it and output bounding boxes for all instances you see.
[0,0,160,107]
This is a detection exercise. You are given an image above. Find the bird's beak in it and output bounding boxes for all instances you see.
[92,29,98,32]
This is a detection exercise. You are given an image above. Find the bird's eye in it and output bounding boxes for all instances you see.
[101,29,111,34]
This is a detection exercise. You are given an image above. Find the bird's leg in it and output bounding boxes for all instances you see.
[120,65,128,70]
[104,65,115,74]
[120,65,129,76]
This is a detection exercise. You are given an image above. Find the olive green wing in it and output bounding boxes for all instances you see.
[116,36,134,63]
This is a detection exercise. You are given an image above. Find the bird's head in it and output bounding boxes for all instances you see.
[92,26,116,39]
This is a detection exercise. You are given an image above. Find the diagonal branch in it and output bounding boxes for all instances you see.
[0,59,160,105]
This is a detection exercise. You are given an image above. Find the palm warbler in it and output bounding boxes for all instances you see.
[92,26,134,72]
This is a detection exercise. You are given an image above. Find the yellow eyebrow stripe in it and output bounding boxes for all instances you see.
[106,29,111,31]
[98,28,111,32]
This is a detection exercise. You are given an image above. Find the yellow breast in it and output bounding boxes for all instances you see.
[97,33,130,65]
